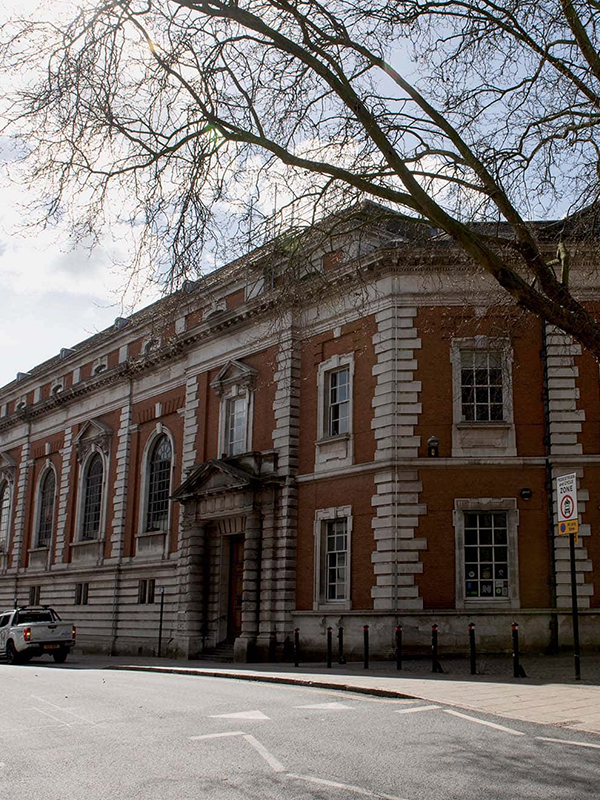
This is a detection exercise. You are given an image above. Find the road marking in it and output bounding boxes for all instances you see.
[189,731,245,741]
[28,707,72,727]
[443,710,524,735]
[243,734,286,773]
[537,737,600,750]
[295,702,355,711]
[30,695,94,724]
[287,773,408,800]
[394,705,440,714]
[210,710,270,720]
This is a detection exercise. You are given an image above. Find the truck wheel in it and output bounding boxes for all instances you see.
[6,641,22,665]
[52,648,68,664]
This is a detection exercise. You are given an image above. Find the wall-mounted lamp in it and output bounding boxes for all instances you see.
[427,435,440,458]
[520,488,533,501]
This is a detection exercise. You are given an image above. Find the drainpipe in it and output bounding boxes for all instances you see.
[393,275,400,621]
[541,320,559,653]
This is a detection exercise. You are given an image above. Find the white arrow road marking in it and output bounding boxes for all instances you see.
[210,710,270,720]
[243,735,286,773]
[394,705,440,714]
[295,702,355,711]
[443,710,524,735]
[287,773,409,800]
[537,737,600,750]
[189,731,245,741]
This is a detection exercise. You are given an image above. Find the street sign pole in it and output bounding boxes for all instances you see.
[556,472,581,681]
[569,532,581,681]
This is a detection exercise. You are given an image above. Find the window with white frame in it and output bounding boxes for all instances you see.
[0,481,11,550]
[460,350,504,422]
[81,453,104,540]
[225,395,248,456]
[453,498,519,608]
[326,367,350,436]
[211,360,257,459]
[145,435,172,532]
[315,354,354,471]
[314,506,352,608]
[36,468,56,548]
[450,338,515,457]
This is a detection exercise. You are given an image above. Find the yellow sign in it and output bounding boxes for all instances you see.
[558,519,578,536]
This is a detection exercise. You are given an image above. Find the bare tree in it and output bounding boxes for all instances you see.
[2,1,600,354]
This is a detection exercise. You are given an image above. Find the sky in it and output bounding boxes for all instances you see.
[0,1,159,389]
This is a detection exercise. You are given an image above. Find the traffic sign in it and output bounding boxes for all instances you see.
[556,472,578,535]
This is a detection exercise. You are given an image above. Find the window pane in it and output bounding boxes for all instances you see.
[226,396,247,455]
[82,455,103,540]
[0,482,11,545]
[37,470,56,547]
[327,368,350,437]
[146,435,172,531]
[460,350,505,422]
[324,518,348,601]
[463,510,510,600]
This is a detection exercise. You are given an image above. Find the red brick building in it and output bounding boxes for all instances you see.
[0,208,598,660]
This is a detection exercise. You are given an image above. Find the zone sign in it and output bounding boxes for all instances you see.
[556,472,579,535]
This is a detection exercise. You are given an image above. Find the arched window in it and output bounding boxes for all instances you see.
[0,481,11,548]
[82,454,103,540]
[37,469,56,547]
[146,435,172,532]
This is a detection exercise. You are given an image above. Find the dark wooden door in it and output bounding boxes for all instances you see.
[227,537,244,640]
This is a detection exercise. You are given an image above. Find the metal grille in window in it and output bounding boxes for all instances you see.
[0,482,10,546]
[146,436,172,531]
[464,512,509,599]
[460,351,504,421]
[37,469,55,547]
[327,368,350,436]
[226,397,247,455]
[325,519,348,601]
[82,454,103,540]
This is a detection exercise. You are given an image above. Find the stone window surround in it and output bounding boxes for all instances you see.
[453,497,520,610]
[137,422,176,543]
[0,477,13,555]
[315,352,355,472]
[313,505,353,611]
[450,337,516,457]
[217,370,255,458]
[32,460,57,550]
[73,446,109,545]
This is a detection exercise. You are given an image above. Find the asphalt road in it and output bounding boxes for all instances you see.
[1,660,599,799]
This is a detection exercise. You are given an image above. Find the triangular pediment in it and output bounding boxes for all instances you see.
[172,459,256,501]
[210,360,258,397]
[0,451,17,481]
[75,418,113,443]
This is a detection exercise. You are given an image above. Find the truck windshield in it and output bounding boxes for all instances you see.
[16,611,56,624]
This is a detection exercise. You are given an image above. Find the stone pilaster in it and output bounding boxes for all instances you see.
[178,376,199,550]
[235,509,262,662]
[108,402,132,560]
[175,506,206,658]
[52,426,73,568]
[270,330,300,650]
[10,440,31,574]
[546,325,593,609]
[370,305,426,610]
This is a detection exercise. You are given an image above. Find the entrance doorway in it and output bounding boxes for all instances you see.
[227,536,244,640]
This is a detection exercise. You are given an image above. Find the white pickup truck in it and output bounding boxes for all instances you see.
[0,606,76,664]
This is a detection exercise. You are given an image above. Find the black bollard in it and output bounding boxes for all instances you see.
[395,625,403,670]
[468,623,476,675]
[294,627,300,667]
[431,624,444,673]
[327,627,333,668]
[338,626,346,664]
[363,625,369,669]
[512,623,527,678]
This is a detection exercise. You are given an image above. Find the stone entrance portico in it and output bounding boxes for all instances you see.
[172,452,282,662]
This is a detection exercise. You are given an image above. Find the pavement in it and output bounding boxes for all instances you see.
[62,650,600,738]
